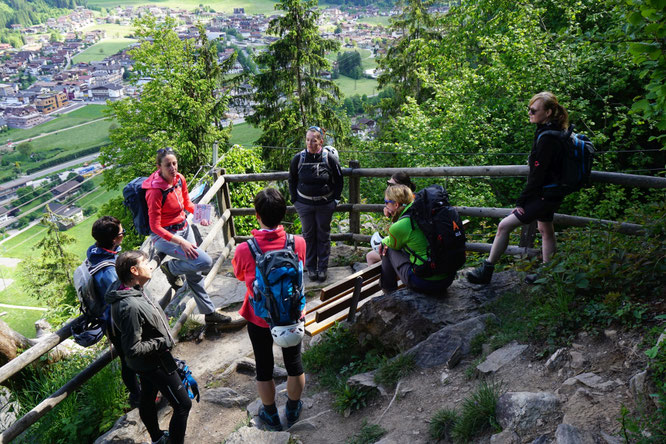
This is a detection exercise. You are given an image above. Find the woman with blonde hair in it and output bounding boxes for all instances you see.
[467,91,570,285]
[379,184,455,294]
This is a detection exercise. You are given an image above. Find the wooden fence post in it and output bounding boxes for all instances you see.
[348,160,361,243]
[520,221,537,249]
[216,168,235,245]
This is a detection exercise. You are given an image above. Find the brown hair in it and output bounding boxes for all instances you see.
[529,91,569,130]
[385,184,414,222]
[116,250,148,285]
[156,147,176,166]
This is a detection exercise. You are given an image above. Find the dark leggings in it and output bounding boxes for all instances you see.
[247,321,303,381]
[138,367,192,444]
[108,333,141,396]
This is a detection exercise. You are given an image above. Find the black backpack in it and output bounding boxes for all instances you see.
[401,185,466,278]
[123,177,182,236]
[538,125,595,196]
[71,259,114,347]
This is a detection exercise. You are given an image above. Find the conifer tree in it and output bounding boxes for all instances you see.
[247,0,347,169]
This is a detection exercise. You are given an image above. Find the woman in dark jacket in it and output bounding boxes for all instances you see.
[107,250,191,444]
[288,126,343,282]
[467,91,568,285]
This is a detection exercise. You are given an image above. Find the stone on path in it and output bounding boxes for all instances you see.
[490,429,520,444]
[405,314,497,368]
[545,348,568,372]
[476,341,528,374]
[224,426,291,444]
[203,387,250,408]
[555,423,590,444]
[496,392,561,439]
[347,370,388,397]
[558,372,618,396]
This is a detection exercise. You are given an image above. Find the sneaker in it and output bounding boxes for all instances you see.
[160,261,184,289]
[307,270,318,281]
[466,260,494,285]
[152,430,169,444]
[204,311,232,325]
[258,405,283,431]
[317,270,327,282]
[285,400,303,428]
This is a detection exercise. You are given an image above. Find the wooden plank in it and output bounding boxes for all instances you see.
[306,273,380,314]
[320,262,381,301]
[315,280,380,323]
[305,291,382,336]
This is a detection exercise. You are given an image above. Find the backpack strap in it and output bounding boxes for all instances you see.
[285,233,295,252]
[297,149,307,171]
[537,129,565,144]
[89,259,115,276]
[246,237,263,262]
[161,177,183,205]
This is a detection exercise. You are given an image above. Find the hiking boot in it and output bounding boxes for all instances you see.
[285,400,303,428]
[152,431,169,444]
[317,269,327,282]
[204,311,231,325]
[307,270,318,282]
[466,260,494,285]
[160,261,184,289]
[258,405,283,431]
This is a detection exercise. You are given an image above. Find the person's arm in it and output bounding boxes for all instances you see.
[146,188,174,241]
[329,155,344,201]
[232,244,247,282]
[119,303,166,359]
[288,154,299,204]
[515,135,556,207]
[179,175,195,214]
[382,218,409,250]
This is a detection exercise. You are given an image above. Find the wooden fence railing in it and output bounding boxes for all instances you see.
[1,164,664,441]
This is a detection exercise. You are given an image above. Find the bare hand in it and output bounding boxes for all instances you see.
[180,239,199,259]
[514,207,525,215]
[379,244,387,256]
[383,207,391,218]
[200,219,210,226]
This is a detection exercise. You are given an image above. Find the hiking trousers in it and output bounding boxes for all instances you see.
[380,248,454,294]
[294,200,336,273]
[151,223,215,315]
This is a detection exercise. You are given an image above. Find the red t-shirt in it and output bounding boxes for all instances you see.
[232,226,306,328]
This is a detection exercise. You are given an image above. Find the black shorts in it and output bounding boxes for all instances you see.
[513,197,562,224]
[247,321,303,381]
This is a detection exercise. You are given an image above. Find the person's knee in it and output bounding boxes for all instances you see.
[538,223,555,239]
[174,396,192,415]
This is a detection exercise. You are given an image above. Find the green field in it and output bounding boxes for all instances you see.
[72,38,137,64]
[335,76,379,98]
[87,0,278,14]
[81,22,134,38]
[0,105,109,145]
[230,121,262,147]
[357,15,391,27]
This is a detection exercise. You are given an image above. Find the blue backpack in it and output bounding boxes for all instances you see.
[247,234,305,327]
[176,359,200,402]
[123,177,182,236]
[538,125,595,196]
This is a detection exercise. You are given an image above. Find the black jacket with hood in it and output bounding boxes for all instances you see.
[106,282,175,372]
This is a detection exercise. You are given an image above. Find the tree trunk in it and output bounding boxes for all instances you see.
[0,319,35,367]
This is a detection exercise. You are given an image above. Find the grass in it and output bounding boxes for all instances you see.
[72,38,137,64]
[327,47,377,71]
[429,408,459,442]
[86,0,279,14]
[373,353,415,387]
[345,420,386,444]
[229,122,262,147]
[334,76,379,98]
[0,105,109,145]
[357,15,391,27]
[80,22,134,38]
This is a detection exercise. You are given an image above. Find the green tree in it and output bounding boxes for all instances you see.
[16,142,33,157]
[248,0,348,169]
[337,51,362,78]
[100,15,234,188]
[19,209,79,323]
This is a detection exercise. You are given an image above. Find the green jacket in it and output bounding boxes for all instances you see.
[106,282,175,372]
[381,203,448,281]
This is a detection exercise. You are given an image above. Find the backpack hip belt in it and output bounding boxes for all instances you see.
[297,190,333,202]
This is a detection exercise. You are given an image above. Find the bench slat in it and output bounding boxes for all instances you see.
[315,280,381,323]
[306,273,380,315]
[320,262,381,301]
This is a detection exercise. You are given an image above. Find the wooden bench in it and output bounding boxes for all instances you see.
[304,262,394,336]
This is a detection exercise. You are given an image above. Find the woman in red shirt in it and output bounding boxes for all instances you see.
[142,148,229,325]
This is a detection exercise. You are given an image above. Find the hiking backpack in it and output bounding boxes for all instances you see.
[176,359,200,402]
[247,234,305,327]
[123,177,182,236]
[72,259,115,346]
[296,145,339,171]
[401,185,467,278]
[538,124,595,196]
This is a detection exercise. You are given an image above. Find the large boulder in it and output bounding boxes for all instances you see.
[496,392,562,440]
[351,271,519,352]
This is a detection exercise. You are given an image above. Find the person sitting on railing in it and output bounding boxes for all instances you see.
[142,147,229,326]
[87,216,141,408]
[367,173,417,265]
[106,250,191,444]
[379,184,455,294]
[467,91,569,285]
[232,188,307,431]
[288,125,343,282]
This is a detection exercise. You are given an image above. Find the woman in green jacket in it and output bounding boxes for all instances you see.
[379,184,455,294]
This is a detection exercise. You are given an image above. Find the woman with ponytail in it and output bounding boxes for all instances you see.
[467,92,569,285]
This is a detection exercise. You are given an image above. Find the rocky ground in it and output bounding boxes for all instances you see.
[95,245,656,444]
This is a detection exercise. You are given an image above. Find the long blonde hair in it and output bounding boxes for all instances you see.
[385,184,414,222]
[529,91,569,130]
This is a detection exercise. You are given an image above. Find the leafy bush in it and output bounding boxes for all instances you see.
[373,353,415,387]
[429,408,458,441]
[333,382,375,415]
[14,352,128,444]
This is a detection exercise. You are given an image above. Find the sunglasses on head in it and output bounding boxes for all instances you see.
[308,125,324,138]
[157,147,175,155]
[118,230,126,236]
